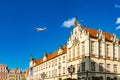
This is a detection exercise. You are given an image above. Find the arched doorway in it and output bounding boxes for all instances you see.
[92,76,95,80]
[107,77,110,80]
[99,76,103,80]
[114,77,117,80]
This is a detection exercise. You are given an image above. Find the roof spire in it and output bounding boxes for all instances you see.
[74,16,80,27]
[30,54,33,61]
[44,51,47,56]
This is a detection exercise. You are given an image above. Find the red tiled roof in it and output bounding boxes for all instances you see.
[63,45,67,53]
[103,32,113,41]
[81,26,98,38]
[81,26,114,41]
[34,45,67,66]
[34,59,43,65]
[47,53,54,60]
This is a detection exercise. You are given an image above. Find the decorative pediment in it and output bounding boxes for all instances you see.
[29,59,36,67]
[58,46,63,55]
[111,33,117,44]
[29,56,34,67]
[43,52,47,61]
[97,29,105,42]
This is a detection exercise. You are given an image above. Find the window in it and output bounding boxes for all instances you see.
[2,68,4,72]
[54,69,57,76]
[106,44,110,57]
[42,65,43,70]
[91,62,95,71]
[63,67,65,74]
[59,58,61,64]
[82,42,85,53]
[77,64,80,72]
[52,70,54,77]
[107,64,110,72]
[49,71,50,77]
[99,41,103,55]
[99,63,103,72]
[77,43,80,57]
[73,46,75,58]
[37,66,38,71]
[49,62,51,68]
[55,59,57,65]
[39,66,41,70]
[63,56,65,63]
[82,62,85,71]
[119,47,120,59]
[44,64,45,69]
[46,72,48,77]
[69,48,71,60]
[52,60,54,67]
[91,41,95,53]
[113,64,117,73]
[113,44,117,58]
[46,63,48,68]
[59,68,61,76]
[41,65,42,70]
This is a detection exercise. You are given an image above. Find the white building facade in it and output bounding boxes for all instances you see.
[27,18,120,80]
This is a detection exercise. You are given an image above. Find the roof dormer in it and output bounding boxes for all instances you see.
[29,57,35,67]
[58,46,63,55]
[43,51,47,62]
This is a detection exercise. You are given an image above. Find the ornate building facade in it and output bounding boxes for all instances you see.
[7,68,26,80]
[27,18,120,80]
[0,64,8,80]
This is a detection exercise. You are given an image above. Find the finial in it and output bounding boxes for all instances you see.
[59,45,62,49]
[30,54,33,61]
[74,16,79,27]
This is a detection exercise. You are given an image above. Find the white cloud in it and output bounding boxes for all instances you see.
[35,27,47,32]
[115,4,120,8]
[116,17,120,24]
[116,26,120,30]
[62,17,75,28]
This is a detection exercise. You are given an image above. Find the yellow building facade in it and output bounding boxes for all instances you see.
[7,68,26,80]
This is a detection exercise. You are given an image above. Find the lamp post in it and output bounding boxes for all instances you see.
[67,65,75,79]
[41,72,46,80]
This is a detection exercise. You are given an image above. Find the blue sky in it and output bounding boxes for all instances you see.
[0,0,120,70]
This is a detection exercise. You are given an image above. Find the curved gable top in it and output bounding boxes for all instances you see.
[80,26,116,42]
